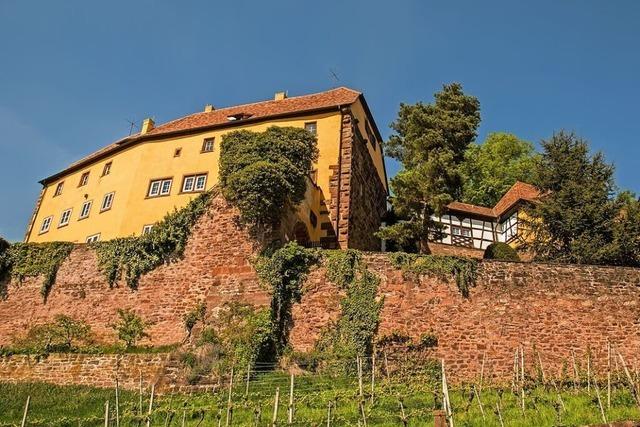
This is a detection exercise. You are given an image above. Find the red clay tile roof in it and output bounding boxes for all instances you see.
[46,87,362,183]
[446,181,540,219]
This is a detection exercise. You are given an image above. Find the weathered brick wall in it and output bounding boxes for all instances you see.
[2,194,640,387]
[290,254,640,383]
[0,353,172,390]
[0,195,269,347]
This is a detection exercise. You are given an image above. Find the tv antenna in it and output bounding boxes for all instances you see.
[125,119,137,135]
[329,68,340,86]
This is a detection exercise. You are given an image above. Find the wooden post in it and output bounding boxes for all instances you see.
[594,381,607,424]
[287,373,294,424]
[359,399,368,427]
[181,409,186,427]
[472,385,485,420]
[146,384,155,427]
[115,376,120,427]
[512,348,518,392]
[495,402,504,427]
[357,356,364,398]
[607,341,612,409]
[384,351,390,378]
[226,367,234,427]
[139,371,144,416]
[479,351,486,392]
[20,396,30,427]
[245,362,251,397]
[398,399,407,427]
[537,350,547,385]
[617,351,640,407]
[104,400,110,427]
[272,387,280,427]
[441,360,453,427]
[371,352,376,405]
[326,401,332,427]
[520,345,525,413]
[587,348,591,393]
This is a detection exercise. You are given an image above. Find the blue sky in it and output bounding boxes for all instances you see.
[1,0,639,241]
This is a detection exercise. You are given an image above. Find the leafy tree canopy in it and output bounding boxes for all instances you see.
[378,83,481,251]
[461,132,538,207]
[522,131,638,265]
[219,126,318,227]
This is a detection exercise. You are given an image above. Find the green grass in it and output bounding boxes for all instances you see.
[1,377,639,426]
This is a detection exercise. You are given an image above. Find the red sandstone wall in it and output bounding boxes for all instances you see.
[0,353,172,390]
[290,254,640,383]
[2,194,640,386]
[0,195,270,347]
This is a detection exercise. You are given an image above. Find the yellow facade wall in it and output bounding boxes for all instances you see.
[27,111,345,243]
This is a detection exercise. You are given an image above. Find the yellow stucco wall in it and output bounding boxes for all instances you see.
[27,111,346,243]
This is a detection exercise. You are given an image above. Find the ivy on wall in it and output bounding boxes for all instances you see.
[93,190,213,289]
[317,250,384,360]
[254,242,320,353]
[0,240,74,301]
[388,252,478,297]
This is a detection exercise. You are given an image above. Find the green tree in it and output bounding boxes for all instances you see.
[461,132,538,206]
[219,126,318,227]
[111,309,150,349]
[378,83,481,251]
[608,191,640,267]
[523,131,619,264]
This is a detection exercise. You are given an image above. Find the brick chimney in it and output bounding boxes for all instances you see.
[274,91,287,101]
[204,104,215,112]
[140,118,155,135]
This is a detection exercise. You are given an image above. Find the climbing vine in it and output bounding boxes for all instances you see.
[388,252,478,297]
[0,241,74,300]
[93,190,213,289]
[254,242,320,353]
[316,250,384,360]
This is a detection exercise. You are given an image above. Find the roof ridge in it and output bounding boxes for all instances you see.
[152,86,361,130]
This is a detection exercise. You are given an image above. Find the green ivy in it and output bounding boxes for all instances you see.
[93,190,213,288]
[0,241,74,300]
[388,252,478,297]
[317,250,383,361]
[254,242,320,352]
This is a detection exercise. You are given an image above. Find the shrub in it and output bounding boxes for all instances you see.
[183,302,207,337]
[14,315,92,353]
[483,242,520,261]
[111,309,150,349]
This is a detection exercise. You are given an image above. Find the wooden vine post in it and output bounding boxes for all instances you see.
[607,341,612,409]
[371,352,376,405]
[226,367,234,427]
[272,386,280,427]
[287,373,295,424]
[357,356,364,398]
[115,376,120,427]
[104,400,110,427]
[441,359,454,427]
[139,371,144,416]
[20,395,30,427]
[146,384,155,427]
[520,345,525,413]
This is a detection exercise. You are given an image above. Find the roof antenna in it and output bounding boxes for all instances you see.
[329,68,340,87]
[125,119,137,136]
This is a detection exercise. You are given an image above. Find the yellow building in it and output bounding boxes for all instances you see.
[25,88,389,250]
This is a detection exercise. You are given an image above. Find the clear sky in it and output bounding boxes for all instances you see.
[1,0,639,241]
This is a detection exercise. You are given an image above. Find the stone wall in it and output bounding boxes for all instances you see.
[0,353,173,390]
[290,254,640,383]
[2,194,640,386]
[0,195,269,347]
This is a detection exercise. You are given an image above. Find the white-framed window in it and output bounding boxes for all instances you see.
[79,171,90,187]
[102,162,112,176]
[86,233,100,243]
[79,200,92,219]
[201,138,215,153]
[59,209,72,227]
[148,179,172,197]
[101,192,114,211]
[39,216,53,234]
[142,224,154,235]
[304,122,317,135]
[451,226,472,237]
[182,174,207,193]
[54,182,64,197]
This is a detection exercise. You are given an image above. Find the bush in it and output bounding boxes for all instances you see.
[111,309,150,349]
[483,242,520,261]
[13,315,92,353]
